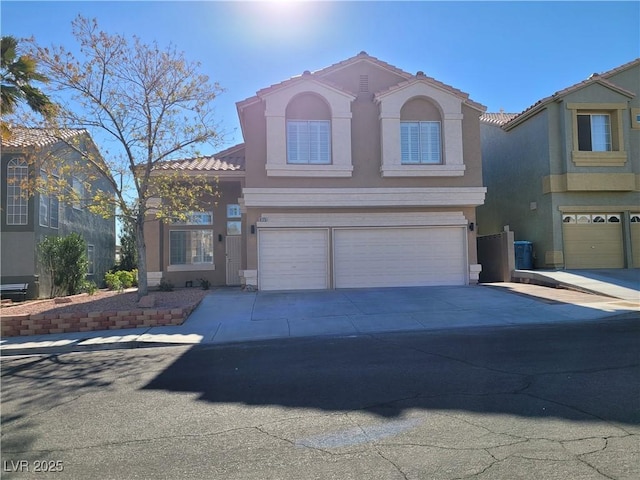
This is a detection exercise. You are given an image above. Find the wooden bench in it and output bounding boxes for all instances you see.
[0,283,29,302]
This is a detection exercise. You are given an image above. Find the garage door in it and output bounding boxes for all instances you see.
[258,229,329,291]
[562,213,624,268]
[334,227,467,288]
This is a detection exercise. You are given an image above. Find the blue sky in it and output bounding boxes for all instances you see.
[2,1,639,155]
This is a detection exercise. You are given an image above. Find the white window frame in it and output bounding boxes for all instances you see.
[169,229,214,269]
[227,204,241,218]
[287,120,331,165]
[6,158,28,225]
[72,176,85,210]
[400,121,442,164]
[577,113,611,152]
[172,211,213,226]
[39,170,59,229]
[87,244,95,275]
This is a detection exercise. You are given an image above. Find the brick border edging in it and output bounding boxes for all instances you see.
[0,304,198,337]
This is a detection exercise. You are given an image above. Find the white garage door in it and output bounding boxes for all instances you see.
[334,227,467,288]
[258,229,329,291]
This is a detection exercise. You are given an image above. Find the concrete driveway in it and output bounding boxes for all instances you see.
[172,283,638,345]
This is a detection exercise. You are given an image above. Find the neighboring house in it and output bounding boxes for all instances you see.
[146,52,487,290]
[479,58,640,270]
[1,128,116,298]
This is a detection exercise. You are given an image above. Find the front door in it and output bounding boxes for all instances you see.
[225,236,242,285]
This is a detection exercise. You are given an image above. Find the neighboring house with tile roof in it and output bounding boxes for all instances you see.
[1,128,116,298]
[145,52,487,290]
[479,58,640,270]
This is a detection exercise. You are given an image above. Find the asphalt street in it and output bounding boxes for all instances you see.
[1,316,639,479]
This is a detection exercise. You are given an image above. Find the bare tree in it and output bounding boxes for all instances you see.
[32,16,223,298]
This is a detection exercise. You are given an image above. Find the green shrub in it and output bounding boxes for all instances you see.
[104,271,123,291]
[198,278,211,290]
[82,280,98,296]
[117,270,134,288]
[38,233,88,297]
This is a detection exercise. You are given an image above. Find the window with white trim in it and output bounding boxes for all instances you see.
[172,211,213,225]
[577,114,611,152]
[287,120,331,164]
[6,158,28,225]
[170,230,213,265]
[400,121,442,164]
[72,176,85,210]
[39,170,59,229]
[87,244,95,275]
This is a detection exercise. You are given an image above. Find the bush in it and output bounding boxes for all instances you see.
[82,280,98,296]
[104,269,138,291]
[38,233,88,297]
[158,278,174,292]
[198,278,211,290]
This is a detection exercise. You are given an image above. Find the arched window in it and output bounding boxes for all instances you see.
[6,158,28,225]
[286,93,331,165]
[400,97,442,164]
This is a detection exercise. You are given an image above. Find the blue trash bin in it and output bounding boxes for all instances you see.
[514,241,533,270]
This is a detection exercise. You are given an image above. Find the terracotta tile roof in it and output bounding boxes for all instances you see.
[2,127,88,148]
[502,58,639,130]
[154,143,245,173]
[480,112,519,126]
[316,51,413,79]
[375,71,486,111]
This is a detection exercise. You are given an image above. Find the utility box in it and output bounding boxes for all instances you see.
[514,241,533,270]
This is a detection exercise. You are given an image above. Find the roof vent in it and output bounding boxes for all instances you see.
[359,51,368,56]
[416,71,425,77]
[302,70,311,76]
[359,75,369,93]
[588,72,599,79]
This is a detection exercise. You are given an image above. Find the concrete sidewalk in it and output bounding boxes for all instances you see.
[1,281,638,356]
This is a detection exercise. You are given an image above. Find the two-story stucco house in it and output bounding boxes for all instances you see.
[479,58,640,270]
[1,128,116,298]
[145,52,487,291]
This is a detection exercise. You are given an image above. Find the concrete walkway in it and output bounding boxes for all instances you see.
[513,268,640,302]
[2,276,638,356]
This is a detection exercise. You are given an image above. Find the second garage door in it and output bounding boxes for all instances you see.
[334,227,467,288]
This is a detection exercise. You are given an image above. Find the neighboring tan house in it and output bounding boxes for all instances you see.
[479,58,640,270]
[145,52,487,290]
[1,128,116,298]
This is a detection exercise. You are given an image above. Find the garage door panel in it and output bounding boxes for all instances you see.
[334,227,466,288]
[259,229,328,291]
[563,224,624,269]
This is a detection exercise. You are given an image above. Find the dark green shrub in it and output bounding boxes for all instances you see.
[158,278,174,292]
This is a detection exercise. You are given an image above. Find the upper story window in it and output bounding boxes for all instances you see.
[287,120,331,164]
[72,176,85,210]
[261,81,354,177]
[400,121,441,164]
[172,211,213,225]
[6,158,28,225]
[577,114,611,151]
[39,170,59,229]
[567,103,626,167]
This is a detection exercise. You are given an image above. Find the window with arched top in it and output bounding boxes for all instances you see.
[286,93,332,165]
[400,97,442,165]
[6,158,28,225]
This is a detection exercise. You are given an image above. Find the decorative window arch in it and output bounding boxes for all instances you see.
[377,80,466,177]
[400,96,443,165]
[6,158,28,225]
[286,93,332,165]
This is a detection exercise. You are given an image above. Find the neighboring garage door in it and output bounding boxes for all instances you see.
[258,229,329,291]
[334,227,467,288]
[562,213,624,268]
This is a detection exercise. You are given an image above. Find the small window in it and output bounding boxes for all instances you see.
[170,230,213,265]
[39,170,59,229]
[576,214,591,224]
[87,245,95,275]
[592,215,606,223]
[287,120,331,165]
[630,214,640,223]
[607,214,620,223]
[227,221,241,236]
[172,212,213,225]
[577,114,611,152]
[72,177,85,210]
[562,214,576,224]
[400,121,441,164]
[227,204,241,218]
[6,158,28,225]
